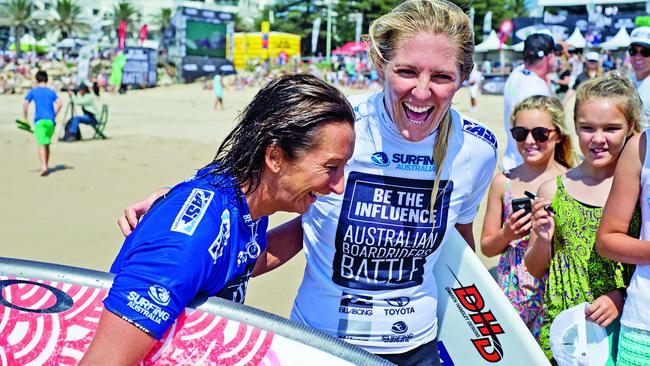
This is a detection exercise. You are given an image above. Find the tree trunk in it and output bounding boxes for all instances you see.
[15,26,22,58]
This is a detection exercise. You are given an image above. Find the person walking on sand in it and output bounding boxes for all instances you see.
[23,70,62,176]
[213,72,224,110]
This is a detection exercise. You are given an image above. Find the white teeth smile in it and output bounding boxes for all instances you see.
[404,102,433,114]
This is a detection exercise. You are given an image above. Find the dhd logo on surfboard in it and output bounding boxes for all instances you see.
[445,268,505,362]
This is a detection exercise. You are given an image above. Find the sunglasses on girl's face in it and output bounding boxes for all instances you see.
[628,46,650,57]
[510,126,556,142]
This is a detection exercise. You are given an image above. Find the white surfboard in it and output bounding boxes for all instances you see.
[0,257,391,365]
[434,229,550,365]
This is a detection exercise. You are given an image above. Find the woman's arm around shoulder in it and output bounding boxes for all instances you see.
[524,178,558,278]
[597,133,650,264]
[117,188,171,236]
[252,216,304,277]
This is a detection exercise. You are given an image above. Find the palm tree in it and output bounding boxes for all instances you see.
[50,0,88,39]
[0,0,33,57]
[152,7,172,38]
[113,1,140,39]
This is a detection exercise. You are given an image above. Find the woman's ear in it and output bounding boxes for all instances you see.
[265,145,284,173]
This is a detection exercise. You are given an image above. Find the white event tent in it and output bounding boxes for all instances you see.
[565,27,587,49]
[475,30,510,52]
[598,26,631,50]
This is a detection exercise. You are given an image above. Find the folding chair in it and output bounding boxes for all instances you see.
[92,104,108,140]
[58,101,75,140]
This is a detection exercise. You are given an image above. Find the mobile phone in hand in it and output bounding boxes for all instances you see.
[510,197,532,217]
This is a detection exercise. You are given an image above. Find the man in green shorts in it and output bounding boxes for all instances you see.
[23,70,62,176]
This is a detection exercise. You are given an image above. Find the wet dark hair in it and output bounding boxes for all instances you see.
[208,73,355,194]
[35,70,48,83]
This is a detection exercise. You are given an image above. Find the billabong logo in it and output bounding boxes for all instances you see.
[148,285,171,306]
[339,292,373,316]
[370,152,390,167]
[171,188,214,235]
[391,321,408,334]
[341,293,373,309]
[385,297,410,307]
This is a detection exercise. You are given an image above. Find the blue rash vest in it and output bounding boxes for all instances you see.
[104,168,268,339]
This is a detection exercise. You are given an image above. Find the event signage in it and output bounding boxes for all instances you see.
[122,47,157,87]
[174,6,236,82]
[512,12,645,45]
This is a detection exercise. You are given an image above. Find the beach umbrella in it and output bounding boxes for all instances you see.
[36,39,51,53]
[20,33,37,46]
[9,34,50,53]
[331,41,368,55]
[56,38,85,49]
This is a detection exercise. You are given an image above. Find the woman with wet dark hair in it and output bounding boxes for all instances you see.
[81,73,356,365]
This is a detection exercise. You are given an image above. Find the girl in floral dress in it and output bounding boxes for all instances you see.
[481,96,575,339]
[525,73,642,364]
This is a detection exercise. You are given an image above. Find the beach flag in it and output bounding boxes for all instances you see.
[139,24,148,46]
[261,21,270,60]
[118,21,126,50]
[498,20,513,49]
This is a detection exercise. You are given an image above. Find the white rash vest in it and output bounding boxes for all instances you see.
[291,92,498,354]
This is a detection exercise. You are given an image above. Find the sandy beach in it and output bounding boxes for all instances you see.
[0,80,507,317]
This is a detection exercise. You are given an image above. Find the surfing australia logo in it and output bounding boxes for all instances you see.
[382,321,414,343]
[370,152,436,172]
[126,291,171,325]
[148,285,171,306]
[371,152,390,167]
[446,272,505,362]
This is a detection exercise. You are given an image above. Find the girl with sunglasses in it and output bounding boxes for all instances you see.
[481,95,575,340]
[525,73,642,363]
